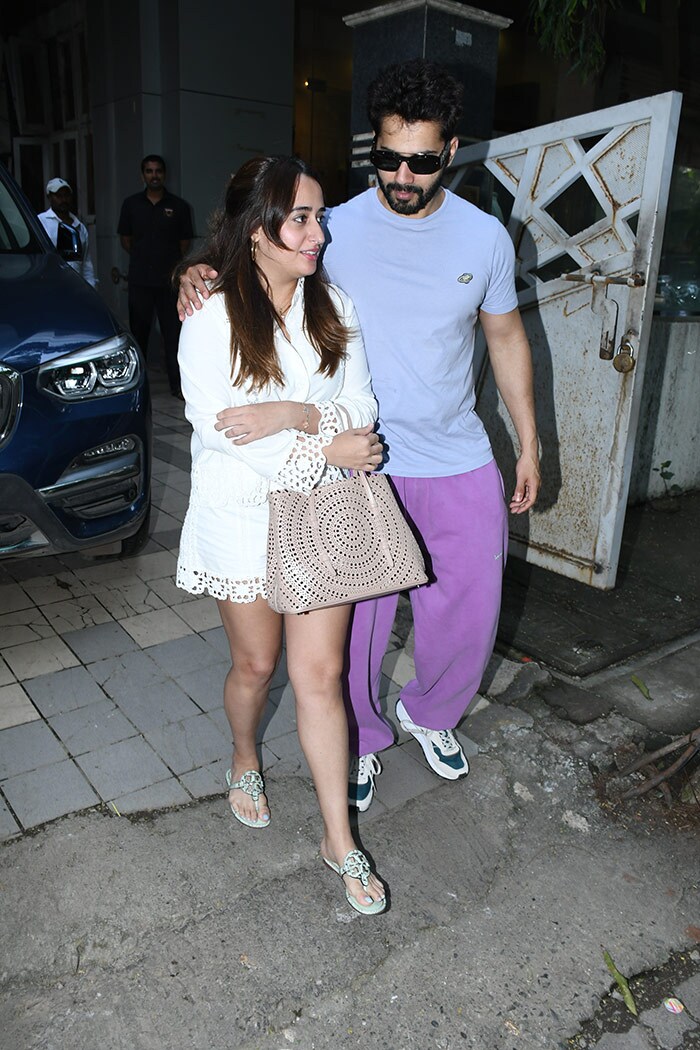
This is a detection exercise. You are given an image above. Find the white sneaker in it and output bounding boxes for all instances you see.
[348,753,382,812]
[396,698,469,780]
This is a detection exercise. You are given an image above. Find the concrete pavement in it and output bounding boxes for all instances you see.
[1,382,699,1049]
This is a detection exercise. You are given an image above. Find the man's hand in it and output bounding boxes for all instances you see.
[178,264,218,321]
[215,402,301,444]
[324,425,384,472]
[509,451,540,514]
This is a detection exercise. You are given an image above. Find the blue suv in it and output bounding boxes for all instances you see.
[0,164,151,559]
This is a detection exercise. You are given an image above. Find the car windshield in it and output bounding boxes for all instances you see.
[0,177,43,254]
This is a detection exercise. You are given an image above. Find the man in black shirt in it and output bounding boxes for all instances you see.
[118,155,193,397]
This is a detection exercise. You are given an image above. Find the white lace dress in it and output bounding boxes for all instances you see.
[175,280,377,603]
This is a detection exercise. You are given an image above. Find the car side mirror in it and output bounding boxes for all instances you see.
[56,222,82,262]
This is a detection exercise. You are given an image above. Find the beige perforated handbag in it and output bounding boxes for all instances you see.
[266,470,428,614]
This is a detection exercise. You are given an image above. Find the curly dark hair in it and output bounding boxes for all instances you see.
[367,58,463,140]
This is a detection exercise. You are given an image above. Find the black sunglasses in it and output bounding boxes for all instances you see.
[369,140,451,175]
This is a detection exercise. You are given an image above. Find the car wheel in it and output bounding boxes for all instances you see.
[121,503,151,557]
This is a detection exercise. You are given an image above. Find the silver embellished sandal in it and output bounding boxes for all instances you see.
[322,849,386,915]
[225,768,270,829]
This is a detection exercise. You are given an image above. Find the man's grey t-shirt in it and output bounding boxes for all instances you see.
[323,188,517,478]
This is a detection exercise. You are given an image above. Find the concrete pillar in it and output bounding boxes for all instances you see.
[343,0,511,196]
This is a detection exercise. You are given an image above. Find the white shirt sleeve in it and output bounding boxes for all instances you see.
[179,294,300,479]
[78,220,98,287]
[322,291,377,429]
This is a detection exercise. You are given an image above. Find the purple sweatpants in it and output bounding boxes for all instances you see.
[345,459,508,756]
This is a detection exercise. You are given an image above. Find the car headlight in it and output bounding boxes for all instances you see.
[37,334,142,400]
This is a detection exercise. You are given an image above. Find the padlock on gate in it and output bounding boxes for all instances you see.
[612,337,636,373]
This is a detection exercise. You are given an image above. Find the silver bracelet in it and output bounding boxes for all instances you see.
[301,403,310,432]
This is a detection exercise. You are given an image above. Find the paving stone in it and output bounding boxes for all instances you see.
[199,626,230,657]
[71,561,130,587]
[0,684,40,730]
[25,665,109,717]
[262,730,304,763]
[1,758,98,829]
[370,742,440,810]
[147,633,223,678]
[151,489,189,521]
[1,636,79,680]
[0,582,35,614]
[88,650,164,697]
[143,714,230,774]
[175,660,229,711]
[149,508,182,538]
[62,621,138,664]
[91,577,167,620]
[111,777,192,814]
[111,680,201,733]
[49,700,137,756]
[0,606,54,646]
[76,737,172,799]
[155,468,190,496]
[179,758,229,799]
[381,648,415,689]
[150,528,182,550]
[119,608,193,648]
[18,571,89,606]
[40,594,114,634]
[147,576,197,606]
[2,555,66,582]
[172,597,221,632]
[150,456,177,478]
[204,705,233,739]
[0,719,67,779]
[0,794,20,838]
[0,657,15,687]
[258,694,298,740]
[121,550,178,582]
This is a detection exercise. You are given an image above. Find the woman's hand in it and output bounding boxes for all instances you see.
[324,425,384,471]
[215,402,300,444]
[177,264,219,321]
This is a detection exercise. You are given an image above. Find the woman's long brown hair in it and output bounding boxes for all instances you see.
[181,156,348,391]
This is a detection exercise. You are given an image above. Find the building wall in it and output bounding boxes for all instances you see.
[629,319,700,502]
[87,0,294,322]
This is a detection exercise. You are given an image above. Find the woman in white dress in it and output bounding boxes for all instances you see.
[176,156,386,915]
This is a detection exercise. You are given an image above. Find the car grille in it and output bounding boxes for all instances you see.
[0,366,21,450]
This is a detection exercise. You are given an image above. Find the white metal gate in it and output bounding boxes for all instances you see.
[448,92,682,589]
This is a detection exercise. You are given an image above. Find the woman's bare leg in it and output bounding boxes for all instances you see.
[285,606,385,907]
[217,596,282,824]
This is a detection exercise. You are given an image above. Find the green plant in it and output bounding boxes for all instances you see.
[652,459,682,498]
[528,0,647,81]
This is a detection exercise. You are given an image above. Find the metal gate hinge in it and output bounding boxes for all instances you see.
[563,271,645,287]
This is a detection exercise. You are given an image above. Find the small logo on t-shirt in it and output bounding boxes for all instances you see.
[164,208,174,218]
[457,273,473,284]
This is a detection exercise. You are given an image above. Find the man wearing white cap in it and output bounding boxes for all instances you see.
[38,178,97,287]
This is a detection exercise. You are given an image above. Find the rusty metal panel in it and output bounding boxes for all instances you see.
[448,93,682,588]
